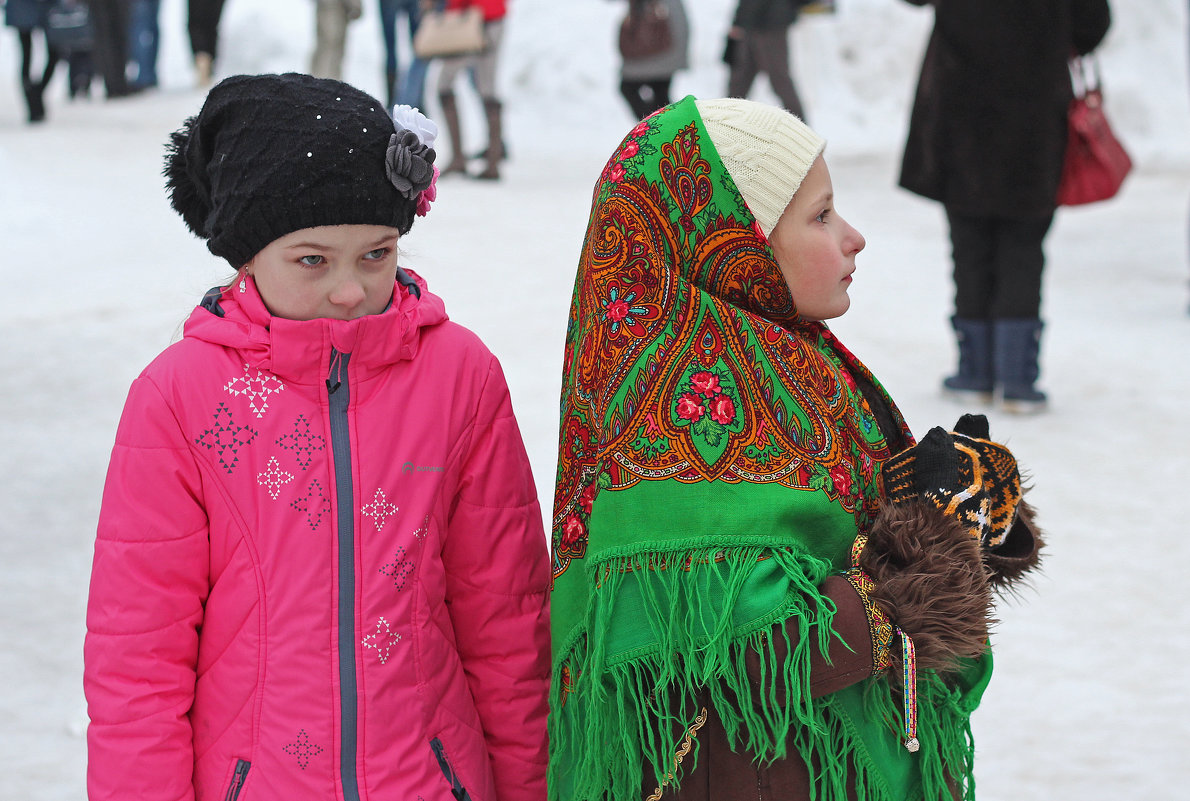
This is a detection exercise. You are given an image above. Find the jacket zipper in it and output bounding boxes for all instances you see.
[327,350,362,801]
[430,738,473,801]
[223,758,251,801]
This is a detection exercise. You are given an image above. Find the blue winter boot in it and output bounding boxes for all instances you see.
[993,318,1048,414]
[942,317,994,401]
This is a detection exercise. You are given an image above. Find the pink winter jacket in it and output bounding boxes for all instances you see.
[85,273,550,801]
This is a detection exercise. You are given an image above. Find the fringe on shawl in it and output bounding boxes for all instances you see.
[549,544,978,801]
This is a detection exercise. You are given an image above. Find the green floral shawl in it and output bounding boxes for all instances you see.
[550,97,988,801]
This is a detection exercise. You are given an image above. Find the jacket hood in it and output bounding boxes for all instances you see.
[182,268,448,383]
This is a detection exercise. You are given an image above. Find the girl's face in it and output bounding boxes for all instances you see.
[245,225,401,321]
[768,156,866,321]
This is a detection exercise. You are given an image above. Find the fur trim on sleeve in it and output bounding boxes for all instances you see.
[860,501,994,674]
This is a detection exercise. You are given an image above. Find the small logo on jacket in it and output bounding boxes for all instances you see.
[402,462,443,474]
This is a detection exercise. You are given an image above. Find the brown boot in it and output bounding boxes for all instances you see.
[476,98,503,181]
[438,92,466,175]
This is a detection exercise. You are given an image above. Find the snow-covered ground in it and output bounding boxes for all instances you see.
[2,0,1189,797]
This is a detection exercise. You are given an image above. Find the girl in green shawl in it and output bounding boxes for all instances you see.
[549,97,1043,801]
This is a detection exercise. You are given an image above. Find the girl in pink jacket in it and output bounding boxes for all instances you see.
[84,73,550,801]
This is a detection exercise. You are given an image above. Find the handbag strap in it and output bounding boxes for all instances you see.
[1069,55,1102,98]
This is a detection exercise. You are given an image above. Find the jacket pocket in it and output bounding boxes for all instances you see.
[223,758,251,801]
[430,738,472,801]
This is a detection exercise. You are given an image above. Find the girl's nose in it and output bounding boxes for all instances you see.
[844,217,866,255]
[329,276,367,311]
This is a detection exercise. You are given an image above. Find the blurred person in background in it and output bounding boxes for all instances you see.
[379,0,427,110]
[89,0,137,98]
[725,0,806,119]
[436,0,508,180]
[128,0,160,90]
[898,0,1111,413]
[188,0,226,86]
[310,0,362,80]
[5,0,60,121]
[615,0,688,121]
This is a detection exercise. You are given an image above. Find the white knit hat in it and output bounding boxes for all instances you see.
[695,98,825,238]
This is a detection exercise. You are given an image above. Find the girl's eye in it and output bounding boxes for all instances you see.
[298,255,325,267]
[816,209,831,224]
[363,247,391,261]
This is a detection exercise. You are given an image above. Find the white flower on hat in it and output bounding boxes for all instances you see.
[391,105,438,150]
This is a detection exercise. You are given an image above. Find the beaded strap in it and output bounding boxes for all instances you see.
[846,535,919,753]
[843,567,894,672]
[897,627,919,752]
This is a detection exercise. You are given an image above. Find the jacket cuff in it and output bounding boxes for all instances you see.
[842,569,895,673]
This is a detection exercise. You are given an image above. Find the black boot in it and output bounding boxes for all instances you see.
[475,98,503,181]
[23,78,46,123]
[942,317,993,401]
[993,318,1047,414]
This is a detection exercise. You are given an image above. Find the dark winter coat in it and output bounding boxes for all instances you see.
[898,0,1111,219]
[732,0,801,31]
[4,0,51,31]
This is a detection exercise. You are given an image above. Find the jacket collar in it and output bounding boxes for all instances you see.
[183,270,448,384]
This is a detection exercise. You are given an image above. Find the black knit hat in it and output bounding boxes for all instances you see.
[164,73,437,267]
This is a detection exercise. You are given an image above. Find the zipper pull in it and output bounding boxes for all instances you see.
[326,349,344,394]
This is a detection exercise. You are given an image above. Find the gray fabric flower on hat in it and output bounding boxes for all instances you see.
[385,128,437,200]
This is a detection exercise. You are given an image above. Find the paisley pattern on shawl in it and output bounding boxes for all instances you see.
[549,97,980,801]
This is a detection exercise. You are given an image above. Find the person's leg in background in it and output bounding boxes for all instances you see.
[378,0,399,107]
[943,207,997,400]
[16,29,60,122]
[749,27,805,119]
[727,29,760,100]
[188,0,227,86]
[437,54,469,174]
[311,0,351,80]
[469,20,506,180]
[989,214,1054,411]
[89,0,133,98]
[127,0,160,89]
[397,0,427,110]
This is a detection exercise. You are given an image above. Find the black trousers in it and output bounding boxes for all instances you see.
[620,77,671,121]
[89,0,132,96]
[188,0,227,58]
[946,207,1054,319]
[17,29,59,87]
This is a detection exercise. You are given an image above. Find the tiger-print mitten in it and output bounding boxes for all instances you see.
[882,413,1022,550]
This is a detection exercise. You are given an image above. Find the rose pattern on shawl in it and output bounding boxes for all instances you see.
[675,394,706,422]
[558,513,587,559]
[689,371,721,398]
[671,365,742,459]
[829,462,853,500]
[708,393,735,426]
